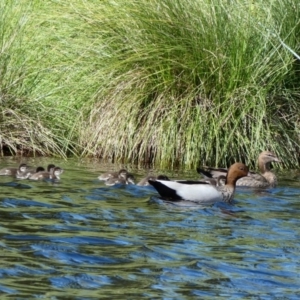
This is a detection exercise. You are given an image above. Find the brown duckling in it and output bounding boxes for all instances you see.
[28,166,63,181]
[16,166,45,179]
[105,170,135,186]
[0,163,28,176]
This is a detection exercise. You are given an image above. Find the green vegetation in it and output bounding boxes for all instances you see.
[0,0,299,168]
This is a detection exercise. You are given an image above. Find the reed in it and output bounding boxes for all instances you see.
[1,0,299,168]
[78,0,300,168]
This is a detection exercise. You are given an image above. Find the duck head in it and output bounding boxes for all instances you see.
[19,163,28,173]
[258,151,281,172]
[47,164,56,172]
[52,167,63,179]
[118,169,129,179]
[226,162,249,186]
[36,166,45,172]
[126,174,135,184]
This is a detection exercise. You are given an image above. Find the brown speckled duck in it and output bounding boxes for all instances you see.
[197,151,281,188]
[149,162,249,205]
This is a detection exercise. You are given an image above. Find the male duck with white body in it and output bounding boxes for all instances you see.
[197,151,280,188]
[149,162,249,205]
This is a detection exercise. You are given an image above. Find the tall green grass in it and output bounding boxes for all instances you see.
[0,0,75,157]
[76,0,300,168]
[1,0,300,168]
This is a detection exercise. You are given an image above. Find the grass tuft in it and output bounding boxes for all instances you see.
[0,0,300,168]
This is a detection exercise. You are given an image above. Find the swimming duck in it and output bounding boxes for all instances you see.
[105,169,135,186]
[0,163,28,176]
[98,169,127,181]
[197,151,281,188]
[137,175,170,186]
[28,166,63,181]
[16,164,56,179]
[149,162,249,205]
[16,166,45,179]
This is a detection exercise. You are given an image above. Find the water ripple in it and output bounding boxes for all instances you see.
[0,159,299,298]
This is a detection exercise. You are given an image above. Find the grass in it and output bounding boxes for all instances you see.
[0,0,299,168]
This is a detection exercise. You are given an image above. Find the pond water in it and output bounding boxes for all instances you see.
[0,157,299,299]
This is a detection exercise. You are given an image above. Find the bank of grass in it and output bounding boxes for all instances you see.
[0,0,299,168]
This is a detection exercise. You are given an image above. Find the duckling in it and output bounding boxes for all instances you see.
[16,166,45,179]
[98,169,120,181]
[197,151,281,188]
[0,163,28,176]
[137,174,170,186]
[28,166,63,181]
[105,169,135,186]
[149,162,249,205]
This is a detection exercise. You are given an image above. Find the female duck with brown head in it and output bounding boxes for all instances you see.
[197,151,281,188]
[149,162,249,205]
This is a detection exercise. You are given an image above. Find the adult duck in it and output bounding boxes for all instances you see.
[197,151,281,188]
[149,162,249,205]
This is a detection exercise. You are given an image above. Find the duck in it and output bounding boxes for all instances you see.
[16,166,45,179]
[197,151,281,188]
[104,169,135,186]
[28,166,63,181]
[148,162,249,205]
[0,163,28,176]
[16,164,56,179]
[98,169,127,181]
[137,175,170,186]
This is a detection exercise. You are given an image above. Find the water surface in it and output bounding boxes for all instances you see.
[0,157,299,299]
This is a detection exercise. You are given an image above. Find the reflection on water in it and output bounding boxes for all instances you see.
[0,157,299,299]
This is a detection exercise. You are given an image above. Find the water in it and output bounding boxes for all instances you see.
[0,157,299,299]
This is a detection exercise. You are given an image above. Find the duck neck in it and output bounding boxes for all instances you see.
[225,174,237,187]
[258,160,271,174]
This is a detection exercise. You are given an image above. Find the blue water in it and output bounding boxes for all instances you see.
[0,157,299,299]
